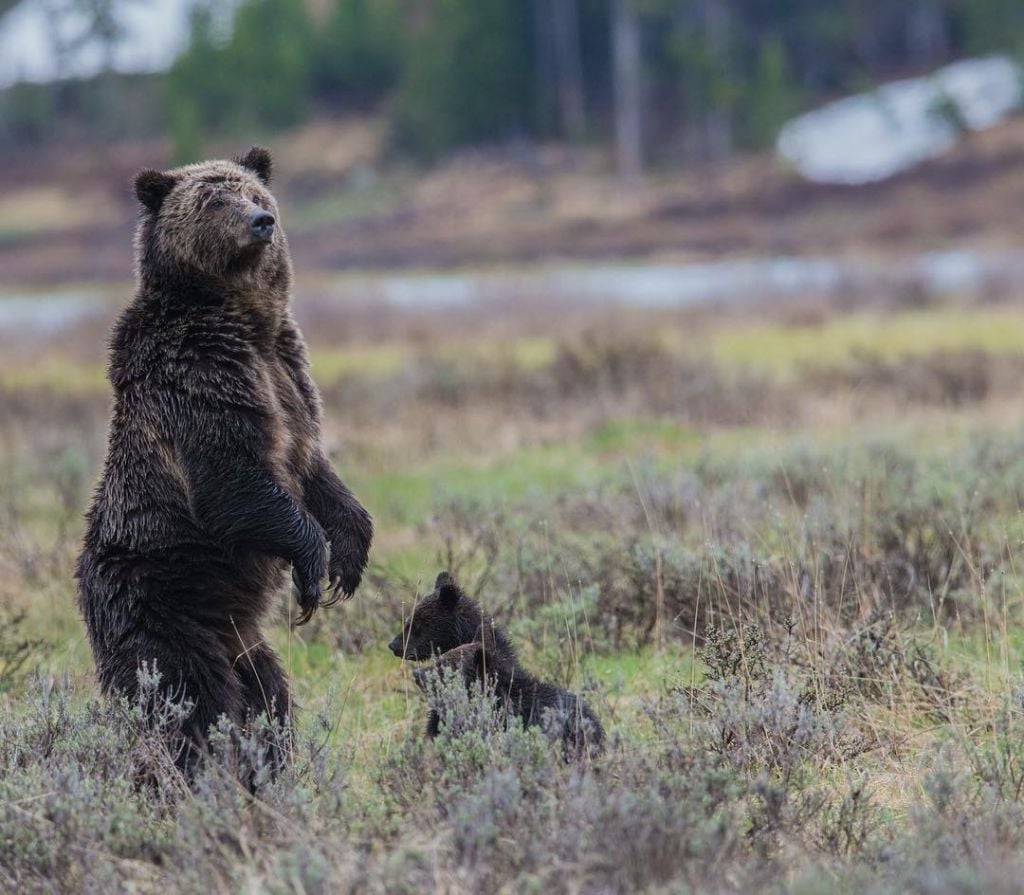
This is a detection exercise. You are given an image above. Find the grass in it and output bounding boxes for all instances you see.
[10,295,1024,395]
[355,438,623,528]
[712,306,1024,376]
[8,295,1024,890]
[0,357,108,393]
[0,187,116,236]
[288,170,414,230]
[308,336,561,387]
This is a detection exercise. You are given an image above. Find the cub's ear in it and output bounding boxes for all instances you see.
[134,170,177,212]
[436,573,461,610]
[235,145,272,184]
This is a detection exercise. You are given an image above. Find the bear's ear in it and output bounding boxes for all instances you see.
[436,572,461,610]
[235,145,272,184]
[134,170,177,212]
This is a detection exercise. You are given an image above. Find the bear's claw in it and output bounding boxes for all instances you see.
[292,566,323,626]
[327,551,365,602]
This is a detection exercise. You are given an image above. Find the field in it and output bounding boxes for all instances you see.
[6,280,1024,892]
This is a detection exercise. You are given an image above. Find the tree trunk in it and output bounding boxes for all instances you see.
[907,1,948,65]
[532,0,558,132]
[612,0,643,179]
[701,0,732,161]
[534,0,586,139]
[552,0,586,139]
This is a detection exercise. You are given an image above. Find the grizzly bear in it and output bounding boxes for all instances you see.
[390,572,604,758]
[75,147,372,770]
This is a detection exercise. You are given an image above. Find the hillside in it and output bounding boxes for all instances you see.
[4,112,1024,287]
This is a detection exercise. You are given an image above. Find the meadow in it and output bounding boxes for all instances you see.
[5,284,1024,892]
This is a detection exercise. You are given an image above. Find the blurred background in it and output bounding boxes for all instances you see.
[5,0,1024,724]
[4,0,1024,289]
[10,7,1024,887]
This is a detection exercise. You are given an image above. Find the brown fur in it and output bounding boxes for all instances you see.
[76,147,373,774]
[393,573,605,759]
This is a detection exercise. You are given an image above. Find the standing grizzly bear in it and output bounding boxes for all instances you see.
[389,572,604,758]
[75,147,372,768]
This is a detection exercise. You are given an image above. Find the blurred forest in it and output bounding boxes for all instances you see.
[3,0,1024,174]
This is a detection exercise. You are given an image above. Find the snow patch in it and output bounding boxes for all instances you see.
[777,56,1024,185]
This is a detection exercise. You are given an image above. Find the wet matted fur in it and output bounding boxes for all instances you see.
[393,572,605,759]
[76,147,372,771]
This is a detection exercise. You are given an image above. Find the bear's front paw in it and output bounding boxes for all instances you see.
[292,536,329,626]
[326,544,367,605]
[322,516,371,603]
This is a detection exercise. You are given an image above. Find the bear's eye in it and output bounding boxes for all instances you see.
[207,195,226,210]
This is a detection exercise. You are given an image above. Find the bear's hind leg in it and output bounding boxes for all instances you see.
[235,642,293,772]
[103,626,244,776]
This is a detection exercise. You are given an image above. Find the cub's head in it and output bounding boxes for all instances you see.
[388,572,482,661]
[133,146,288,285]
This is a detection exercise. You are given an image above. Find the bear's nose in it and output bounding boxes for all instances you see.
[388,635,403,657]
[249,210,275,241]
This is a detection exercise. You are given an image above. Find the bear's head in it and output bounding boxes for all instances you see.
[388,572,484,661]
[132,146,288,288]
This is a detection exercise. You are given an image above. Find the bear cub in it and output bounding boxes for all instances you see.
[389,572,604,758]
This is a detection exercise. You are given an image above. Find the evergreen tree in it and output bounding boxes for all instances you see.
[14,0,1024,163]
[393,0,534,158]
[224,0,314,129]
[166,4,230,162]
[166,0,313,146]
[314,0,403,105]
[743,35,802,149]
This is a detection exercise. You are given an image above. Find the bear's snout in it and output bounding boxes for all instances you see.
[388,635,404,657]
[249,210,275,242]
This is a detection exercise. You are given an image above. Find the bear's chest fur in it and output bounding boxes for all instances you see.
[255,352,316,498]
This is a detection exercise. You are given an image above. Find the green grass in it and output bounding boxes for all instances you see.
[352,439,619,529]
[8,358,1024,889]
[9,302,1024,396]
[712,306,1024,375]
[309,344,407,381]
[347,416,778,534]
[282,305,1024,388]
[308,335,558,387]
[585,418,700,453]
[0,357,107,392]
[276,636,700,777]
